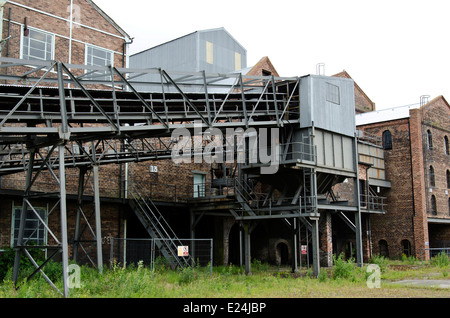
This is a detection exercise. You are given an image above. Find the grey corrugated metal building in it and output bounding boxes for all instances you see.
[129,27,247,92]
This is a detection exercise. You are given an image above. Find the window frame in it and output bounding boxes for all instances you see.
[326,82,340,105]
[426,130,433,150]
[444,136,449,155]
[430,195,437,216]
[382,130,392,150]
[21,26,55,61]
[11,203,48,248]
[429,165,435,187]
[84,44,115,81]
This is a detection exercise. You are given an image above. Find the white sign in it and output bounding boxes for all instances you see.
[301,245,307,255]
[149,166,158,173]
[178,246,189,257]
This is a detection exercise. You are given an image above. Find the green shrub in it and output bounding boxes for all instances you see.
[369,254,388,273]
[0,246,45,282]
[332,253,357,280]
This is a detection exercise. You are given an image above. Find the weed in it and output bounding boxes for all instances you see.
[431,252,449,268]
[369,254,388,273]
[332,253,355,280]
[178,266,198,285]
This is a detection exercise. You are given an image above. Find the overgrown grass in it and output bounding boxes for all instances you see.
[1,253,449,298]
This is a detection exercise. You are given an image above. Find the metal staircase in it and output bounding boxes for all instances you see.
[128,181,194,268]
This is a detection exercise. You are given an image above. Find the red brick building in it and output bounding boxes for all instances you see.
[1,0,131,67]
[0,0,132,255]
[356,96,450,259]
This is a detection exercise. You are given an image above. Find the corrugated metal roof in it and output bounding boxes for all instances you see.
[355,104,420,126]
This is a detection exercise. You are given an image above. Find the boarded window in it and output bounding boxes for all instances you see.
[206,41,214,64]
[326,82,340,105]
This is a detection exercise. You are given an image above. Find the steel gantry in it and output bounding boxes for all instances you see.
[0,57,367,296]
[0,57,303,296]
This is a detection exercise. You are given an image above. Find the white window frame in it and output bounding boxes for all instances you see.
[20,26,55,61]
[85,44,114,81]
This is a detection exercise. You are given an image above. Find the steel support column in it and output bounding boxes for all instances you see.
[291,218,299,273]
[244,223,251,275]
[310,216,320,277]
[93,164,103,273]
[353,135,363,267]
[58,144,70,297]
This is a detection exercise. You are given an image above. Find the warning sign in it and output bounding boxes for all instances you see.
[301,245,307,255]
[178,246,189,257]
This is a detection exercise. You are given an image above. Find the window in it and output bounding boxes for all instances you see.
[430,195,437,215]
[22,28,54,61]
[85,45,113,80]
[445,136,449,155]
[447,170,450,188]
[11,205,47,247]
[427,130,433,150]
[401,240,411,257]
[326,82,340,105]
[379,240,389,258]
[382,130,392,150]
[429,166,435,187]
[193,173,206,198]
[206,41,214,64]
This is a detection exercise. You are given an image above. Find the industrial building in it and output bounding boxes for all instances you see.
[356,96,450,259]
[0,0,446,299]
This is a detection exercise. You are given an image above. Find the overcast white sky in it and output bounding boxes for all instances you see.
[93,0,450,110]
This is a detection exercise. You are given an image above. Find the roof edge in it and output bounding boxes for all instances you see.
[86,0,131,39]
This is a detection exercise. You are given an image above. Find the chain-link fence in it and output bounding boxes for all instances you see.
[109,238,213,273]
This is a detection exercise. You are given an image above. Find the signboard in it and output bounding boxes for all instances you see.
[301,245,307,255]
[178,246,189,257]
[149,166,158,173]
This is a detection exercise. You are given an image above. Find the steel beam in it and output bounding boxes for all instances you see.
[93,164,103,273]
[310,216,320,277]
[58,144,70,297]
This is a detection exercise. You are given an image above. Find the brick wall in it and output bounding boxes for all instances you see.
[357,97,450,259]
[358,118,418,258]
[420,97,450,218]
[2,0,127,68]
